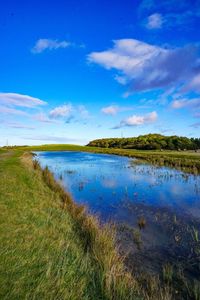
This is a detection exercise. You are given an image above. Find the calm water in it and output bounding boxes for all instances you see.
[35,151,200,220]
[35,151,200,275]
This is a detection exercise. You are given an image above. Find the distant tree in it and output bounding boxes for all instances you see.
[87,134,199,151]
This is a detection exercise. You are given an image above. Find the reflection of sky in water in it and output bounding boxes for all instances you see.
[35,151,200,222]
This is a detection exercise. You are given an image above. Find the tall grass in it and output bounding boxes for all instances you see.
[26,153,142,299]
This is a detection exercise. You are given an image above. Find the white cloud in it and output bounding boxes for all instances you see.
[0,93,47,108]
[49,104,73,119]
[6,122,35,129]
[186,74,200,92]
[114,75,128,85]
[0,105,28,115]
[78,105,90,118]
[32,39,71,54]
[88,39,163,77]
[88,39,200,94]
[101,105,119,115]
[48,104,90,123]
[190,122,200,128]
[171,98,200,109]
[146,13,163,29]
[34,112,56,123]
[23,135,87,144]
[101,105,136,115]
[194,112,200,118]
[139,0,200,29]
[114,111,157,128]
[124,111,157,125]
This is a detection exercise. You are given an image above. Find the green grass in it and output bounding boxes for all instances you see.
[1,147,199,299]
[6,143,200,174]
[0,150,142,300]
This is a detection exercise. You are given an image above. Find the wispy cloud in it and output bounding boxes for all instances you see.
[65,115,75,124]
[77,105,90,119]
[139,0,200,28]
[6,122,35,130]
[0,105,28,115]
[101,105,133,115]
[0,93,47,108]
[23,135,87,144]
[101,105,120,115]
[113,111,158,128]
[194,112,200,118]
[48,104,90,125]
[171,98,200,109]
[34,112,57,123]
[49,104,73,119]
[190,122,200,129]
[31,38,71,54]
[146,13,163,29]
[88,39,200,95]
[185,74,200,92]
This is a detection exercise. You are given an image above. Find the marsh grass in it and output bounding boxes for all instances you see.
[30,155,176,299]
[22,154,142,299]
[162,264,174,284]
[5,143,200,174]
[3,150,198,299]
[191,226,199,243]
[137,217,146,230]
[132,229,142,250]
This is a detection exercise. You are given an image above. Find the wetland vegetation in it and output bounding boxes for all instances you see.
[35,150,200,299]
[1,146,200,299]
[4,142,200,174]
[0,150,140,300]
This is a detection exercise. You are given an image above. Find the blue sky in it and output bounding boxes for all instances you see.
[1,0,200,146]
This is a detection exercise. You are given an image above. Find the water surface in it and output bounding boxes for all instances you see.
[36,151,200,276]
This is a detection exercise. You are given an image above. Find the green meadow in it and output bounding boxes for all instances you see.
[0,147,200,299]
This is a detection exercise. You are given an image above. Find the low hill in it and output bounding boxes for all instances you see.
[87,133,200,151]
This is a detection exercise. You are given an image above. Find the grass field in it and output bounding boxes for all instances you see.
[0,150,143,300]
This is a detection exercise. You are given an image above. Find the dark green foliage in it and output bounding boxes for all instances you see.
[87,134,200,151]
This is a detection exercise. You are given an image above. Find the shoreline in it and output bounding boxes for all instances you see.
[1,149,199,299]
[3,144,200,174]
[32,150,200,299]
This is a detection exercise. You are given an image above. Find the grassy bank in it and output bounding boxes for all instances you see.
[3,148,200,299]
[7,143,200,174]
[0,150,141,299]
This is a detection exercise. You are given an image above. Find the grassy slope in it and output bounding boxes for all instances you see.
[0,150,141,300]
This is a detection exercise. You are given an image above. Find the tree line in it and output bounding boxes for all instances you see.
[87,134,200,151]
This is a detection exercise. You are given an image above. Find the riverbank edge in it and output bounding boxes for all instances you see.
[0,149,177,299]
[6,144,200,174]
[22,151,144,300]
[27,149,200,298]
